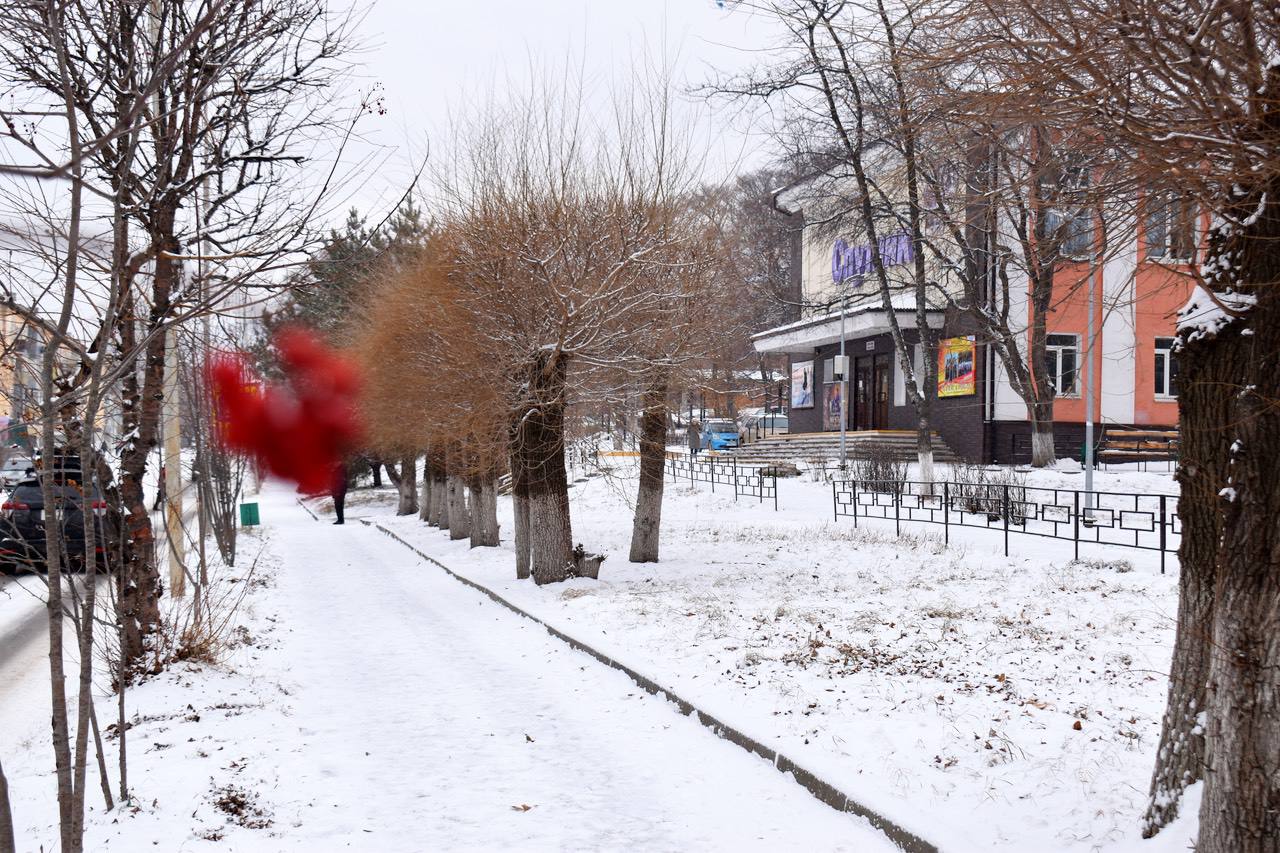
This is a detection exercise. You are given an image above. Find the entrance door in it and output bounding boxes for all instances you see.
[873,354,891,429]
[854,358,874,431]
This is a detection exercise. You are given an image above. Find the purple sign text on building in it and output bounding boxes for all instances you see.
[831,232,914,284]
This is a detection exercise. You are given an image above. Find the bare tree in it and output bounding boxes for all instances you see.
[720,1,946,477]
[432,68,721,583]
[952,0,1280,844]
[108,0,354,672]
[349,233,506,541]
[722,1,1132,469]
[622,203,743,564]
[0,0,362,847]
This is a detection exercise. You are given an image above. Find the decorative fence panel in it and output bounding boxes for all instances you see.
[665,452,778,509]
[832,479,1179,572]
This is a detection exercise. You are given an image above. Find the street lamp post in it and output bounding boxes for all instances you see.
[1084,254,1097,518]
[839,288,848,470]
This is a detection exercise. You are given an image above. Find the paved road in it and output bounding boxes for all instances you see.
[0,574,106,693]
[213,486,897,851]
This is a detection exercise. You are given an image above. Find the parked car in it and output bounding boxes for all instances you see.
[0,478,109,574]
[740,411,789,441]
[700,419,740,451]
[0,455,35,488]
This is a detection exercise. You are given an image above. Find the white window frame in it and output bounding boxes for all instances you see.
[1154,337,1179,399]
[1045,333,1080,397]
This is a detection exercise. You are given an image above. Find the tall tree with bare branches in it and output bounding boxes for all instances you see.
[953,0,1280,844]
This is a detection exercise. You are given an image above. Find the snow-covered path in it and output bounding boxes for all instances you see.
[158,485,894,851]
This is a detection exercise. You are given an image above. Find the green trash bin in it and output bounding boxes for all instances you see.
[239,502,260,527]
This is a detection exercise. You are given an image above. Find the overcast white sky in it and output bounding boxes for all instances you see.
[327,0,783,224]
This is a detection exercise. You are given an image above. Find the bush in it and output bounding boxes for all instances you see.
[850,442,908,496]
[949,463,1028,524]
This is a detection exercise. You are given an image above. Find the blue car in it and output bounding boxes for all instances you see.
[701,419,740,451]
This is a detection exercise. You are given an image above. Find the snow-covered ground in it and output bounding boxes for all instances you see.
[328,458,1196,852]
[0,573,46,626]
[1,483,896,851]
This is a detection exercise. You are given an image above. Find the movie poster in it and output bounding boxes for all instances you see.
[823,381,843,430]
[790,359,814,409]
[938,336,977,397]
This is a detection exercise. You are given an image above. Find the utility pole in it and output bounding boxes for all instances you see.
[1083,253,1097,518]
[163,322,184,596]
[150,0,184,596]
[838,287,848,470]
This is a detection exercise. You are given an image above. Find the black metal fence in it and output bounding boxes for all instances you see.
[832,478,1180,572]
[1006,433,1090,467]
[665,451,778,509]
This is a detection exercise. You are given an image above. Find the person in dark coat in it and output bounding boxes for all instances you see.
[688,421,703,457]
[331,463,348,525]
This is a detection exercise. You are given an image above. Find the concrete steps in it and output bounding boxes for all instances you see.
[727,430,961,464]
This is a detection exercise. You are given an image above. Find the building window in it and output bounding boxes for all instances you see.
[1146,193,1197,262]
[1045,333,1079,396]
[1044,158,1092,260]
[1154,337,1179,398]
[20,329,43,358]
[1045,208,1092,260]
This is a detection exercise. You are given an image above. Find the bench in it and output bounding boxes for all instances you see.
[1098,428,1179,470]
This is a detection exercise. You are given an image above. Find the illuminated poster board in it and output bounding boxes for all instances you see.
[938,337,976,397]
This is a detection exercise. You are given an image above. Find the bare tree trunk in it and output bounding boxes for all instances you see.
[116,615,127,804]
[88,702,113,812]
[1195,211,1280,852]
[522,355,573,584]
[42,471,75,853]
[511,447,531,578]
[369,458,383,488]
[383,460,401,489]
[467,476,483,546]
[424,453,442,526]
[395,453,418,516]
[71,491,97,844]
[427,453,449,530]
[468,474,500,547]
[512,493,530,575]
[629,379,667,563]
[611,404,625,451]
[528,489,571,583]
[419,457,431,522]
[117,211,177,672]
[1142,323,1228,835]
[1029,400,1057,468]
[434,466,450,530]
[0,756,14,853]
[447,473,470,541]
[39,27,87,842]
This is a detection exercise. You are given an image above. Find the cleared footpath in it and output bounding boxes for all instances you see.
[262,485,898,851]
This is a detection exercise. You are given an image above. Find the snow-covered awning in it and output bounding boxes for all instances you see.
[751,296,943,354]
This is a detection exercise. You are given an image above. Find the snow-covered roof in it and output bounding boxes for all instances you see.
[751,293,943,354]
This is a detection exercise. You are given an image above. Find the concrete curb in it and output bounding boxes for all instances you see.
[298,499,320,521]
[357,514,940,853]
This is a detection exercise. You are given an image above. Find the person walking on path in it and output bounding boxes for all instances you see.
[687,421,703,457]
[331,463,348,525]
